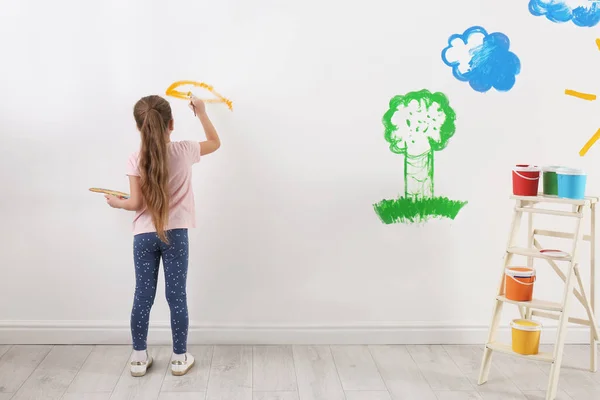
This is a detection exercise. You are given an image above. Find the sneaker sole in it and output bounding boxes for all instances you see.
[130,357,153,377]
[171,359,195,376]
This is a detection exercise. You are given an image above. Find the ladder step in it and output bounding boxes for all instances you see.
[486,342,555,363]
[515,207,582,218]
[496,296,563,312]
[511,194,595,206]
[507,247,572,261]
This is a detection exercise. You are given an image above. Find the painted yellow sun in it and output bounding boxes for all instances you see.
[564,39,600,157]
[165,80,233,111]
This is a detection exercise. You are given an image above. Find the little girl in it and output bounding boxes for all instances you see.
[105,94,220,377]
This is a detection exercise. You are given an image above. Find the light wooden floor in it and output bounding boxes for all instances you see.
[0,344,598,399]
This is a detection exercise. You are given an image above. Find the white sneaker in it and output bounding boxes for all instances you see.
[171,353,195,376]
[130,355,153,377]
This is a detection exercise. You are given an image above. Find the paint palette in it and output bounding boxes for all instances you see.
[539,249,569,258]
[89,188,130,199]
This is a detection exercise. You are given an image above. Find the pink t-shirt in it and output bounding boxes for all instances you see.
[126,140,201,235]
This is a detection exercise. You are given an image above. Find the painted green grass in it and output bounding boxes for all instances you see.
[373,196,468,224]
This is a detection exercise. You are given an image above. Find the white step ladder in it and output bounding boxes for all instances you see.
[478,195,599,400]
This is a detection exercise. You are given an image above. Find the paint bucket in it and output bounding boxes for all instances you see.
[512,165,540,196]
[505,267,535,301]
[511,319,542,355]
[542,166,561,196]
[557,168,587,200]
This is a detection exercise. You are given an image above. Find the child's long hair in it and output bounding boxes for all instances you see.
[133,95,172,243]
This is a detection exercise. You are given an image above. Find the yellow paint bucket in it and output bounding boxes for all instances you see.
[511,319,542,355]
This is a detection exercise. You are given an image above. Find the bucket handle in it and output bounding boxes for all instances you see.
[514,171,540,181]
[507,274,536,285]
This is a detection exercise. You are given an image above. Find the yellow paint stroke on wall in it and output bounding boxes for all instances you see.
[580,128,600,157]
[166,80,233,110]
[565,89,597,101]
[565,40,600,156]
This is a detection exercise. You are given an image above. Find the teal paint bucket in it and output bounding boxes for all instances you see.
[557,168,587,200]
[542,166,561,196]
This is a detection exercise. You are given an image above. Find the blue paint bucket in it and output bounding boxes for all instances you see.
[557,168,587,200]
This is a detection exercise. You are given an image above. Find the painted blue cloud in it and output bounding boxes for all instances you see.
[529,0,600,27]
[441,26,521,93]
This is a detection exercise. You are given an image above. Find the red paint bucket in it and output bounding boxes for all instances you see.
[512,165,540,196]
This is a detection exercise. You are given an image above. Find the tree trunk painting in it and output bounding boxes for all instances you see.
[405,151,434,200]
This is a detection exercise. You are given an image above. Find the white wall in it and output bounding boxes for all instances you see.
[1,0,599,344]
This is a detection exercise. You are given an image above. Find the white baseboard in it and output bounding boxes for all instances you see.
[0,321,596,345]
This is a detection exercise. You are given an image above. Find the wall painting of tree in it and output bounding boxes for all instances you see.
[373,89,468,224]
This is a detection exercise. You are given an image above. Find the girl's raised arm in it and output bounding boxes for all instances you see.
[190,96,220,156]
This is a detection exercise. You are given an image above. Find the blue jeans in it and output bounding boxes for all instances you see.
[131,229,189,354]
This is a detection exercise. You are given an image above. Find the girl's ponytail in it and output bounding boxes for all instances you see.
[133,96,173,244]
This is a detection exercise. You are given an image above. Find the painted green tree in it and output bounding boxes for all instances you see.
[373,89,467,224]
